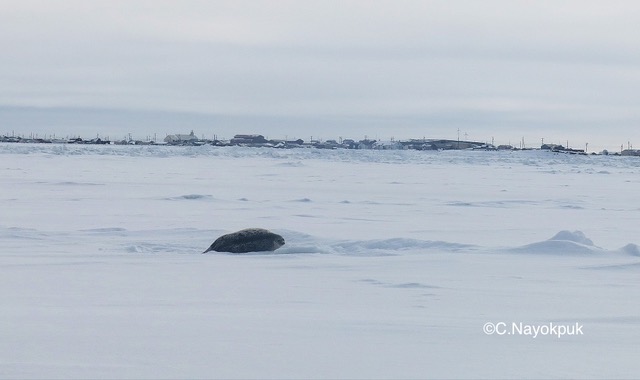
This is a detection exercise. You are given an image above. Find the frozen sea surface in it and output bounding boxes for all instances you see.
[1,143,639,379]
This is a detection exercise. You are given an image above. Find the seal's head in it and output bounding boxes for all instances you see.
[272,234,285,250]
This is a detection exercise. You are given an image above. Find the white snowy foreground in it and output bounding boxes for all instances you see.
[1,143,639,379]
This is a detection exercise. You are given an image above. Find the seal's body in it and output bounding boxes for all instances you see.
[204,228,285,253]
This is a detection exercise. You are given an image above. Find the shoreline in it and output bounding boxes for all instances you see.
[3,134,637,156]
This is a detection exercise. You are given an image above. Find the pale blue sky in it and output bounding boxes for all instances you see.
[1,0,639,150]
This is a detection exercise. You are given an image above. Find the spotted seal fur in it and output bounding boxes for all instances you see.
[203,228,285,253]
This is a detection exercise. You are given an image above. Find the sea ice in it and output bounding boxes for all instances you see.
[1,143,639,378]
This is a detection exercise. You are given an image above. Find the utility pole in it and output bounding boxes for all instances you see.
[585,143,588,153]
[457,128,460,149]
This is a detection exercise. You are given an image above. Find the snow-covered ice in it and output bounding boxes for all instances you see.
[1,143,639,379]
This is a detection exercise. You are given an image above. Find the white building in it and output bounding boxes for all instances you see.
[164,131,198,144]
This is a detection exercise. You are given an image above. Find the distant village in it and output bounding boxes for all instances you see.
[1,130,639,156]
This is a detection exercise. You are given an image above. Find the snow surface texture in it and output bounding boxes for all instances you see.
[1,143,640,379]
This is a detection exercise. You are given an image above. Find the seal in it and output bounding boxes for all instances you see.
[203,228,285,253]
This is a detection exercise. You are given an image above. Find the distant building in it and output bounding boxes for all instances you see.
[621,149,640,156]
[165,131,198,144]
[269,138,304,148]
[341,139,357,149]
[542,143,585,154]
[373,140,403,150]
[230,134,268,145]
[357,139,377,149]
[541,144,564,151]
[313,139,341,149]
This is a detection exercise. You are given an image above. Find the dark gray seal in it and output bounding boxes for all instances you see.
[203,228,285,253]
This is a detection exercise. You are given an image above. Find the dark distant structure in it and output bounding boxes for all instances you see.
[541,144,585,155]
[230,134,268,146]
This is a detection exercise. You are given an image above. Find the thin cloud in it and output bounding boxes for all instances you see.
[0,0,639,150]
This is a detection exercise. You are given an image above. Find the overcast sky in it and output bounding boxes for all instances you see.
[1,0,639,150]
